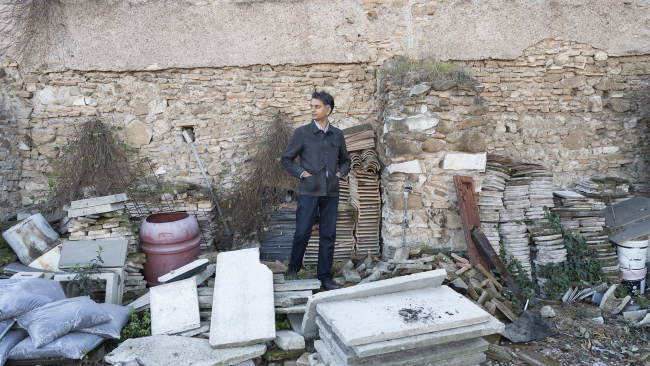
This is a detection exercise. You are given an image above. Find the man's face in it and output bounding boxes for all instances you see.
[311,98,330,122]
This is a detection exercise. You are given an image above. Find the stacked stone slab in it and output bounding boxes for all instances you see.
[573,177,632,207]
[308,270,504,366]
[527,225,566,298]
[553,190,619,282]
[478,163,510,250]
[274,279,321,314]
[67,194,147,303]
[499,176,532,277]
[521,170,555,220]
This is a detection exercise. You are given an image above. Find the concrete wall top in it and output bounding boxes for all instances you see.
[9,0,650,71]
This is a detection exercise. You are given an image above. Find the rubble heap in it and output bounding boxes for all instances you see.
[67,194,147,302]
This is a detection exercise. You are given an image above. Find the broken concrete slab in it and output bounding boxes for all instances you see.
[275,291,312,307]
[274,274,285,284]
[179,323,210,337]
[599,284,618,310]
[335,316,504,358]
[275,305,307,314]
[70,193,128,209]
[302,269,447,336]
[275,330,305,351]
[612,295,631,315]
[274,280,321,292]
[158,259,209,284]
[317,286,490,347]
[58,240,128,268]
[67,202,125,218]
[623,309,648,323]
[635,313,650,327]
[103,335,266,366]
[150,278,200,335]
[10,272,45,279]
[28,244,62,272]
[286,313,319,340]
[341,269,361,283]
[442,153,487,171]
[210,248,275,348]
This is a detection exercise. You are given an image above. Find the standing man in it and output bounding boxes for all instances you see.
[281,91,351,291]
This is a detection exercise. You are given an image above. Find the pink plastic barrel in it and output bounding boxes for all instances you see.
[140,212,201,287]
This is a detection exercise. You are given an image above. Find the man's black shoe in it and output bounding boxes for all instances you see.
[285,271,300,280]
[322,279,340,291]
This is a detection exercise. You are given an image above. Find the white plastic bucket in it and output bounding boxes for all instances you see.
[617,239,649,271]
[1,213,60,265]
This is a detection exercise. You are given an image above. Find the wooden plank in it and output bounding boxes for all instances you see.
[471,227,526,304]
[453,176,489,270]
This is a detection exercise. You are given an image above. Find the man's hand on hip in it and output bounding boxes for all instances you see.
[336,172,343,178]
[301,172,312,178]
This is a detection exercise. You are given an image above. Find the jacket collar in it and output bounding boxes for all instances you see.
[311,119,332,134]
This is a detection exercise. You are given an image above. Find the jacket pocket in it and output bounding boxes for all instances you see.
[302,175,316,191]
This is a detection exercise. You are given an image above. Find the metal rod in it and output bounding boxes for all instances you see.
[188,140,231,238]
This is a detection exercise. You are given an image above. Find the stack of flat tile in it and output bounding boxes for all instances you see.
[67,193,147,300]
[521,170,555,220]
[274,278,322,315]
[552,190,618,282]
[527,225,566,297]
[126,189,217,252]
[260,203,297,261]
[573,177,631,206]
[339,177,351,203]
[349,170,381,256]
[478,163,510,250]
[305,203,357,266]
[342,124,375,152]
[499,178,532,277]
[311,275,504,366]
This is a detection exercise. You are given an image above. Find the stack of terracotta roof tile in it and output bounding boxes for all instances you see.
[342,124,375,152]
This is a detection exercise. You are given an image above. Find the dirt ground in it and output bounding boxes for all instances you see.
[481,299,650,366]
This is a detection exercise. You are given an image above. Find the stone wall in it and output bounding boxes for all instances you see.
[378,38,650,255]
[0,63,377,219]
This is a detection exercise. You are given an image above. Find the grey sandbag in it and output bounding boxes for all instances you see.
[0,279,66,320]
[8,332,104,360]
[78,303,131,339]
[17,296,112,348]
[0,330,28,366]
[0,319,14,340]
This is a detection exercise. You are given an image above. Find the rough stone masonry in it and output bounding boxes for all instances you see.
[0,0,649,253]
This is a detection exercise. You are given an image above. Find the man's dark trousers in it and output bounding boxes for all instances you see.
[288,195,339,281]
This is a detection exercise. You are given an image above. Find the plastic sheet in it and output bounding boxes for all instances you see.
[0,279,66,320]
[8,332,104,360]
[78,303,131,339]
[0,330,28,366]
[0,319,14,340]
[17,297,112,348]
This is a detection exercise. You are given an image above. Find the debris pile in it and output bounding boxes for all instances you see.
[553,190,618,282]
[304,269,505,366]
[273,277,321,315]
[67,194,148,301]
[573,177,632,206]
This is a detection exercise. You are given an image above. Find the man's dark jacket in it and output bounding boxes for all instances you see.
[281,120,351,197]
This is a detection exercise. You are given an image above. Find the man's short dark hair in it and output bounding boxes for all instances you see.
[312,91,335,115]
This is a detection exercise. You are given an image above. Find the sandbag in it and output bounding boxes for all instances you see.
[0,279,66,320]
[0,330,28,366]
[17,297,112,348]
[0,319,14,340]
[8,332,104,360]
[78,303,131,339]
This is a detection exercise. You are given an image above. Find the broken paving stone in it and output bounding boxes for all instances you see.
[150,278,200,335]
[274,330,305,351]
[540,306,556,318]
[623,310,648,323]
[263,348,304,361]
[612,295,631,315]
[358,270,380,284]
[104,335,266,366]
[274,291,312,308]
[341,269,361,283]
[486,344,512,362]
[262,260,288,274]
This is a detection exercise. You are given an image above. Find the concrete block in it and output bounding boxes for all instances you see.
[275,290,312,307]
[150,277,200,335]
[275,330,305,351]
[301,269,447,336]
[104,335,266,366]
[342,269,361,283]
[158,259,209,284]
[54,271,123,304]
[316,335,487,366]
[387,160,423,174]
[274,280,321,292]
[28,244,63,272]
[316,285,490,346]
[274,274,285,284]
[210,248,275,348]
[67,202,125,218]
[11,271,44,279]
[70,193,128,209]
[58,240,128,268]
[317,315,503,358]
[442,153,487,171]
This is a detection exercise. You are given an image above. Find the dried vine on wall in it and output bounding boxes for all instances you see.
[0,0,64,65]
[217,113,299,240]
